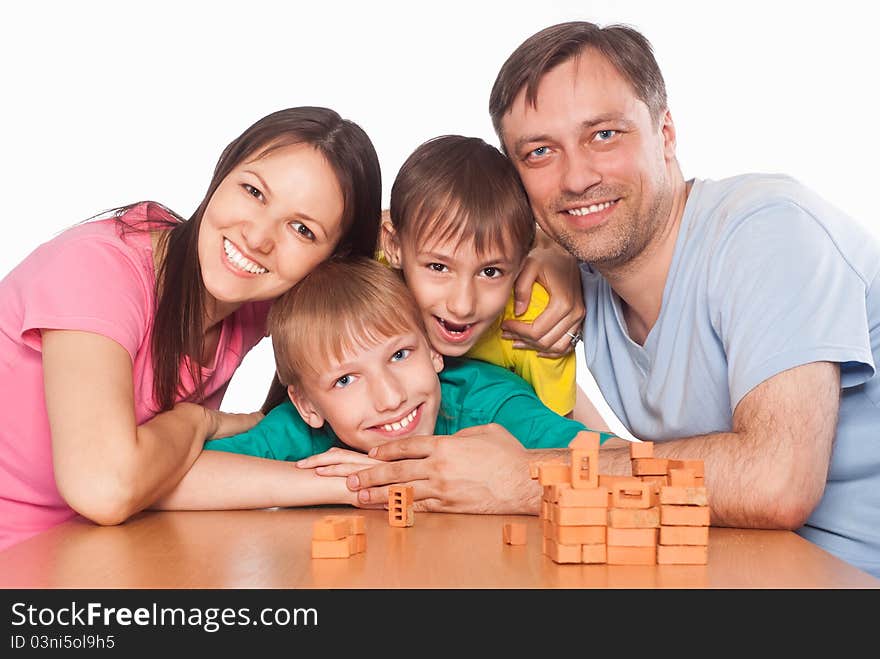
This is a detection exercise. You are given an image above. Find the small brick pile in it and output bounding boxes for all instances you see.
[531,433,709,565]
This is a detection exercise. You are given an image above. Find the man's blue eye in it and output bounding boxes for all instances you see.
[596,130,617,141]
[529,146,549,158]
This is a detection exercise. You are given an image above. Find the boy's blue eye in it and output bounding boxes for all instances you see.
[334,374,353,388]
[391,349,411,362]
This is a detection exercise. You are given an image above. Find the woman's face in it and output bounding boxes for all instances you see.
[198,143,346,313]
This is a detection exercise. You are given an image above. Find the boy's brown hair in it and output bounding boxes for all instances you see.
[388,135,535,261]
[268,257,426,393]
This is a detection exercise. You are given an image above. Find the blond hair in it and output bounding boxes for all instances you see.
[268,257,425,391]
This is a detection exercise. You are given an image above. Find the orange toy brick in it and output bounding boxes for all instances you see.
[667,459,705,478]
[538,463,571,486]
[570,446,599,489]
[629,440,654,459]
[607,507,660,529]
[313,516,351,541]
[657,545,708,565]
[545,538,582,564]
[659,486,709,506]
[329,514,366,535]
[557,485,609,508]
[388,485,414,527]
[659,525,709,546]
[660,504,711,527]
[550,504,607,527]
[611,479,659,509]
[606,527,659,547]
[639,475,668,493]
[503,522,527,545]
[570,431,600,450]
[311,537,353,559]
[632,458,670,476]
[668,468,696,487]
[606,545,657,565]
[581,543,608,564]
[551,523,606,545]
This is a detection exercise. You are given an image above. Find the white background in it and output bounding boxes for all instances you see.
[2,1,877,436]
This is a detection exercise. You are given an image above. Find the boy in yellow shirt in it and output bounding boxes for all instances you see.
[381,135,600,420]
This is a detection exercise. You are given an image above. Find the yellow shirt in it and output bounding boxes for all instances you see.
[465,282,576,416]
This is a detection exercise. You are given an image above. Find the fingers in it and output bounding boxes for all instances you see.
[512,256,541,316]
[366,435,437,461]
[314,463,378,478]
[295,447,375,469]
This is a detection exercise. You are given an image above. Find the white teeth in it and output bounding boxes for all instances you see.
[567,201,615,216]
[381,407,418,432]
[223,238,268,274]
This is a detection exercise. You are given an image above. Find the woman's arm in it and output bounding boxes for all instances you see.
[42,329,212,525]
[153,449,358,509]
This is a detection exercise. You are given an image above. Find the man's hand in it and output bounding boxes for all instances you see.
[503,239,584,358]
[345,424,544,514]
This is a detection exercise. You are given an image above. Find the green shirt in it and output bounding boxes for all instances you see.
[206,357,614,460]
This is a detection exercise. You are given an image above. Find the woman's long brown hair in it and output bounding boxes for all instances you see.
[114,107,381,413]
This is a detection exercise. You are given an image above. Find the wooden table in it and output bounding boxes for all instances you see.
[0,507,876,588]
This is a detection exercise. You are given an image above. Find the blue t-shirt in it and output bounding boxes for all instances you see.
[207,357,613,460]
[580,174,880,577]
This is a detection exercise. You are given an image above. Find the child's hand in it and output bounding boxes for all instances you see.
[296,446,384,477]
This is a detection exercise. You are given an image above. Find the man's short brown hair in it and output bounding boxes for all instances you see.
[389,135,535,261]
[489,21,668,145]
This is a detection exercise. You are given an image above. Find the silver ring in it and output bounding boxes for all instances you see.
[566,330,582,347]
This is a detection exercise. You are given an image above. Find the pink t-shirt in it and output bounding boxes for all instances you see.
[0,202,271,551]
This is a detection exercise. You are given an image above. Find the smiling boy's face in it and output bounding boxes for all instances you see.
[287,330,444,452]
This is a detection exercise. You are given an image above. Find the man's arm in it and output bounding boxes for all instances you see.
[350,361,839,528]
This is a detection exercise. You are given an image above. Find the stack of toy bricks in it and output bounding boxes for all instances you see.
[311,514,367,558]
[534,433,709,565]
[537,431,609,564]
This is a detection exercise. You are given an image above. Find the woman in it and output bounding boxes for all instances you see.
[0,107,383,550]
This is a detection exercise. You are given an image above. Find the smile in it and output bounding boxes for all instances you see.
[434,316,476,343]
[223,238,269,274]
[566,200,617,216]
[371,404,422,434]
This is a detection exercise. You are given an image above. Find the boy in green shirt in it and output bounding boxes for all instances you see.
[207,258,613,497]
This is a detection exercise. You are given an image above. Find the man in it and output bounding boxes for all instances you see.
[347,21,880,578]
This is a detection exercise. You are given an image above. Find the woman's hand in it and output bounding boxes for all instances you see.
[203,408,265,440]
[504,236,585,358]
[296,446,384,478]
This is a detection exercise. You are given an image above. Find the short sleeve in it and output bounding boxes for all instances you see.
[205,400,335,460]
[491,392,588,449]
[19,234,152,361]
[708,201,875,408]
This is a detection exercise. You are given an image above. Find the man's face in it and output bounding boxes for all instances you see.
[289,331,444,453]
[500,49,677,269]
